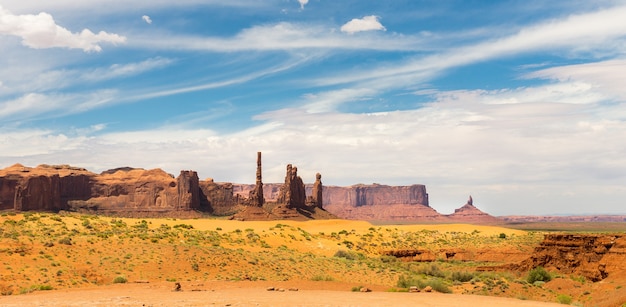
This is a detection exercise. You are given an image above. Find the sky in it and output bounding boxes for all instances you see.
[1,1,626,216]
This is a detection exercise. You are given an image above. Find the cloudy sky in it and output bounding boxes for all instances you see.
[1,1,626,215]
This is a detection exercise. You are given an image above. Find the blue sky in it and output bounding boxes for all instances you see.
[1,1,626,215]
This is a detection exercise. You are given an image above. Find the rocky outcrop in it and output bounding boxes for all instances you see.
[276,164,307,209]
[509,234,626,282]
[446,196,500,223]
[309,173,323,209]
[0,164,202,213]
[0,164,93,212]
[199,180,241,215]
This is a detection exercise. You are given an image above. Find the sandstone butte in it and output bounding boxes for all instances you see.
[0,153,497,223]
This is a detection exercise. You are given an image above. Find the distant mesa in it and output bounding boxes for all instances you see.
[0,153,499,223]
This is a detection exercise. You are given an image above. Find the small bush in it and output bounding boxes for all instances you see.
[333,250,356,260]
[417,263,445,278]
[557,294,572,304]
[450,271,475,282]
[311,275,334,281]
[113,276,127,284]
[58,237,72,245]
[499,233,507,239]
[425,278,452,294]
[527,266,551,284]
[173,224,193,229]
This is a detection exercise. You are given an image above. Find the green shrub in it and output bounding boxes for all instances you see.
[527,266,551,283]
[113,276,127,284]
[450,271,475,282]
[333,250,356,260]
[58,237,72,245]
[417,263,445,278]
[311,275,334,281]
[557,294,572,304]
[424,278,452,293]
[499,233,507,239]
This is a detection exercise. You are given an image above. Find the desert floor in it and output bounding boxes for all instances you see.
[1,213,625,306]
[0,280,565,307]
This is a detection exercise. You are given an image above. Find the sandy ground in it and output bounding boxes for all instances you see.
[0,281,565,307]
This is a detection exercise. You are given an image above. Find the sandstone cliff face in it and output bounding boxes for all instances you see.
[511,234,626,282]
[322,184,429,207]
[0,165,202,213]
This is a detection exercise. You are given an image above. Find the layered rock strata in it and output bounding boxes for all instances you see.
[509,234,626,281]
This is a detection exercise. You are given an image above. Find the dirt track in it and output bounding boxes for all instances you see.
[0,281,564,307]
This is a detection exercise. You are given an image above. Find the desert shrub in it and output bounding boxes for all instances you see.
[113,276,127,284]
[380,255,397,263]
[527,266,551,284]
[499,233,507,239]
[311,275,334,281]
[173,224,193,229]
[424,278,452,293]
[397,275,419,288]
[557,294,572,304]
[450,271,475,282]
[37,285,53,291]
[416,263,445,278]
[58,237,72,245]
[351,286,364,292]
[333,250,356,260]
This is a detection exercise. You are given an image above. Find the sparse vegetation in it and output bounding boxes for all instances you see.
[527,266,551,284]
[113,276,127,284]
[0,212,621,306]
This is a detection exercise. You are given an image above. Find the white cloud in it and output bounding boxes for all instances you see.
[298,0,308,10]
[340,15,386,34]
[0,5,125,52]
[3,0,267,14]
[142,15,152,24]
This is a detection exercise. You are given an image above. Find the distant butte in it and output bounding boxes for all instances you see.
[0,153,501,223]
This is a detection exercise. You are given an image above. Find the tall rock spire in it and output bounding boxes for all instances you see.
[248,151,264,207]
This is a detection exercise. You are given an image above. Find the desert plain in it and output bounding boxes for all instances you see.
[0,212,625,306]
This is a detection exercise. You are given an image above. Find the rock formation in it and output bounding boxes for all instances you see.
[276,164,307,209]
[0,157,501,223]
[509,234,626,282]
[0,164,202,214]
[247,152,264,207]
[447,195,500,223]
[308,173,323,209]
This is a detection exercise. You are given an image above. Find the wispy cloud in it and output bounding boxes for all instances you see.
[0,5,125,52]
[316,4,626,87]
[82,57,175,82]
[0,90,118,121]
[132,22,428,52]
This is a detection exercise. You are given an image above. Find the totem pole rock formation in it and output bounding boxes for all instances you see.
[247,152,264,207]
[311,173,323,209]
